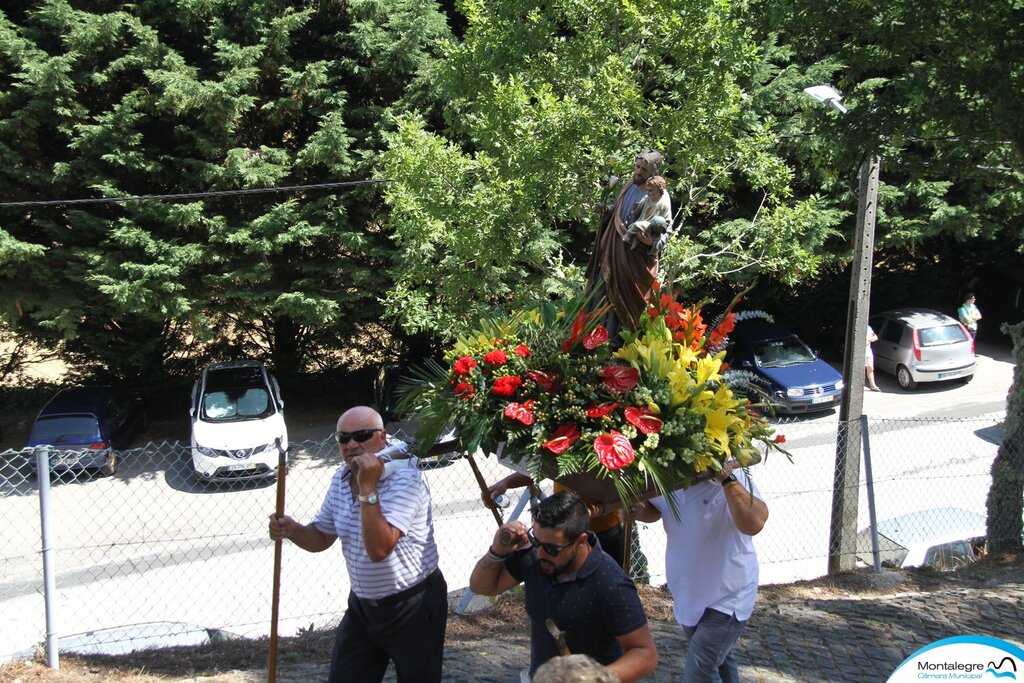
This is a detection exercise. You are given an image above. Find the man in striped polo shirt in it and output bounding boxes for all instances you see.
[268,406,446,682]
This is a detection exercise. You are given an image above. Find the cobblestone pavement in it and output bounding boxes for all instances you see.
[217,569,1023,683]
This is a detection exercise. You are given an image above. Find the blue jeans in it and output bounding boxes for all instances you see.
[680,608,747,683]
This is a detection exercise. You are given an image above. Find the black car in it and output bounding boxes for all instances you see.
[27,387,147,477]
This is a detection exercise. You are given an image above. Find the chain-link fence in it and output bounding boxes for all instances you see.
[0,413,1015,661]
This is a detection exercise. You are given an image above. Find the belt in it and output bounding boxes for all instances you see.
[358,568,440,608]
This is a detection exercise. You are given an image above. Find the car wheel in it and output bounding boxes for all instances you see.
[99,453,118,477]
[896,365,917,390]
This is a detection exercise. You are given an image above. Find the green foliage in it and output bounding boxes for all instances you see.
[381,0,831,340]
[746,0,1024,264]
[0,0,452,381]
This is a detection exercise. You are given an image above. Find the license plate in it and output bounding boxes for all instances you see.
[226,462,257,472]
[810,395,833,404]
[937,370,961,379]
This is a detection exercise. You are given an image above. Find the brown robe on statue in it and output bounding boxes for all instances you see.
[597,183,659,330]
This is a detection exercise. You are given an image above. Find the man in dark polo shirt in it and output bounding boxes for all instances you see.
[469,491,657,681]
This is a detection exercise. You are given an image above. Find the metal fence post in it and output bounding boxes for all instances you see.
[35,446,59,669]
[860,415,881,573]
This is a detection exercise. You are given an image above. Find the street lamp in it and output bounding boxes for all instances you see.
[803,84,880,573]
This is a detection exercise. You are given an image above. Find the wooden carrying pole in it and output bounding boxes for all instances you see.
[267,438,287,683]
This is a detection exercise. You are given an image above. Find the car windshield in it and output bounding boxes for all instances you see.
[918,324,968,346]
[201,366,274,421]
[753,336,816,368]
[30,416,101,443]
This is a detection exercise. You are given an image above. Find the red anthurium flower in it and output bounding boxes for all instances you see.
[594,431,635,470]
[454,382,475,398]
[483,350,508,366]
[582,325,608,349]
[491,375,523,397]
[586,402,619,418]
[624,406,662,434]
[527,370,560,392]
[600,365,639,392]
[542,423,581,455]
[514,344,531,358]
[503,400,536,425]
[453,356,478,376]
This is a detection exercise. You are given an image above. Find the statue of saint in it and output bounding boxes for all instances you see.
[587,149,670,338]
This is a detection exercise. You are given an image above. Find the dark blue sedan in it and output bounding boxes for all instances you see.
[27,387,147,477]
[724,314,844,415]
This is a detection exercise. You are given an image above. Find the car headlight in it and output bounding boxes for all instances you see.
[835,379,845,391]
[785,387,805,398]
[252,442,277,454]
[197,445,219,457]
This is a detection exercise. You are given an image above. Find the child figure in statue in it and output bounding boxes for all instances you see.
[622,175,671,252]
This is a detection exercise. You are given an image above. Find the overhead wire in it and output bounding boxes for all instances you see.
[0,179,390,209]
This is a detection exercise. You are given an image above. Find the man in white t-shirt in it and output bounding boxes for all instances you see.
[633,464,768,683]
[268,406,446,682]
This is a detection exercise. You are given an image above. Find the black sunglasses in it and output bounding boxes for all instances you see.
[527,527,577,556]
[334,428,383,445]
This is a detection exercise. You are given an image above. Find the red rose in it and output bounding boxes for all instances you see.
[514,344,531,358]
[503,400,536,425]
[453,356,478,376]
[542,423,581,455]
[624,406,662,434]
[582,325,608,349]
[600,365,639,392]
[491,375,523,397]
[594,431,635,470]
[586,402,619,418]
[454,382,475,398]
[483,350,508,366]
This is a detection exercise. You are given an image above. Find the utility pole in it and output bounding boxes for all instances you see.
[828,154,880,573]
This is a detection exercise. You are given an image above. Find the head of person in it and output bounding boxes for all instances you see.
[645,175,666,200]
[529,491,590,577]
[963,291,975,304]
[633,148,664,186]
[533,654,618,683]
[335,406,387,466]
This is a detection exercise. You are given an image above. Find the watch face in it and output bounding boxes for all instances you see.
[363,492,378,504]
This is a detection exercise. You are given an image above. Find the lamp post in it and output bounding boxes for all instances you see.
[803,85,880,573]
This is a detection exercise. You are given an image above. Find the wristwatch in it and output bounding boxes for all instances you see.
[358,492,379,504]
[720,474,739,487]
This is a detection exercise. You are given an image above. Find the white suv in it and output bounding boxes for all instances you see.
[189,360,288,482]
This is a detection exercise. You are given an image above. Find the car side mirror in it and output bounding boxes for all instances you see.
[740,360,753,369]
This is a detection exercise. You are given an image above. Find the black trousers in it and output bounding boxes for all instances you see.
[328,569,448,683]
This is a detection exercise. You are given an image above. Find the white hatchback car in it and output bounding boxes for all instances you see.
[869,308,976,390]
[189,360,288,482]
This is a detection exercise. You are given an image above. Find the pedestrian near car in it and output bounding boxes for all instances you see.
[267,406,446,683]
[633,463,769,683]
[865,324,881,391]
[469,491,657,682]
[958,292,982,346]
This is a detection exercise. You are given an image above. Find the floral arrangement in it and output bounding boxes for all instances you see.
[403,283,786,508]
